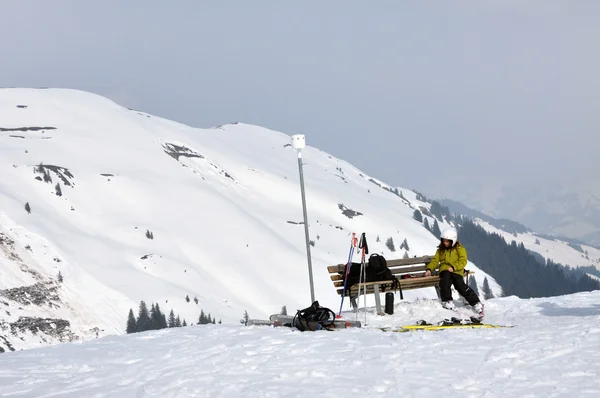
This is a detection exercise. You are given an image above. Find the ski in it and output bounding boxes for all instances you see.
[246,314,362,329]
[380,317,514,332]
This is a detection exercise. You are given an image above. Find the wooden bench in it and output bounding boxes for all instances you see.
[327,255,473,315]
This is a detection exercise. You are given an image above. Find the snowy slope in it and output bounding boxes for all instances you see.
[0,88,498,352]
[475,219,600,271]
[2,292,600,397]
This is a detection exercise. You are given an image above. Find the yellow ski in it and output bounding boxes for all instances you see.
[381,323,514,332]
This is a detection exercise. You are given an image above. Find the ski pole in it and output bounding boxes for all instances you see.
[361,233,368,325]
[338,232,357,316]
[356,233,367,322]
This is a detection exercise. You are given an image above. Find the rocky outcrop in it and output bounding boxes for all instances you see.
[0,282,61,307]
[0,126,56,132]
[162,142,204,161]
[10,317,74,340]
[0,232,45,281]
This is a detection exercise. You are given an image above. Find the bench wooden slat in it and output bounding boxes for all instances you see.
[335,276,441,296]
[329,264,431,281]
[326,255,434,274]
[386,256,434,267]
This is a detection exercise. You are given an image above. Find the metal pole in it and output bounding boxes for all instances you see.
[297,150,315,303]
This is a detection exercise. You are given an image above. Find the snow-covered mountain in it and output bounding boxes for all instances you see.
[2,291,600,397]
[438,198,600,273]
[475,219,600,271]
[434,178,600,247]
[0,88,500,352]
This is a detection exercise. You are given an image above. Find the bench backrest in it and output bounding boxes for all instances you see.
[327,255,434,286]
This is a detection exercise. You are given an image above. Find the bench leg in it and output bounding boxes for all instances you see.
[350,296,358,310]
[373,284,384,316]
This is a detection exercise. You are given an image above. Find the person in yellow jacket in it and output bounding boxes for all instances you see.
[425,228,484,317]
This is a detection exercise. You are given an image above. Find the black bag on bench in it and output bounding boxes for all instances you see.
[343,254,399,293]
[366,254,399,291]
[343,262,363,289]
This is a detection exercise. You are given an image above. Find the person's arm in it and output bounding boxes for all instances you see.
[424,249,440,276]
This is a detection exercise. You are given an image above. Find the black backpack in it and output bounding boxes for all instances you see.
[366,254,399,290]
[343,262,363,289]
[292,301,336,331]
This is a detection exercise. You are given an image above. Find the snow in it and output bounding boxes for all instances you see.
[1,88,600,396]
[2,292,600,397]
[0,88,505,351]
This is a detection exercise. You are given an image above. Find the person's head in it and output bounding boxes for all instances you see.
[439,228,458,249]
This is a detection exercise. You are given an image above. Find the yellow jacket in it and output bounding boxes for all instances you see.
[426,243,468,276]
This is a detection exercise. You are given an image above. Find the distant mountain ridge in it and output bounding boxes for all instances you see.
[431,179,600,248]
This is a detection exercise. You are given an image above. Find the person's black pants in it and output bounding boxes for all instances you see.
[439,270,480,306]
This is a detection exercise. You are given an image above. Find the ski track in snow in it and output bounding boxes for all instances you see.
[1,293,600,397]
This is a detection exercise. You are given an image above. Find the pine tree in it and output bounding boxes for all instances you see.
[430,201,450,220]
[376,235,380,243]
[431,219,441,238]
[482,277,494,300]
[160,310,167,329]
[41,167,52,183]
[207,313,213,324]
[55,182,62,197]
[25,202,31,214]
[175,315,182,327]
[423,218,430,231]
[126,309,137,334]
[430,201,442,220]
[57,271,63,282]
[413,209,423,222]
[185,295,190,303]
[280,305,287,315]
[403,251,409,259]
[213,318,216,324]
[194,296,198,304]
[137,300,152,332]
[468,276,479,296]
[199,309,207,324]
[218,319,222,324]
[182,319,187,327]
[168,309,176,328]
[385,237,395,252]
[149,303,157,330]
[152,303,167,329]
[241,310,250,325]
[400,238,409,251]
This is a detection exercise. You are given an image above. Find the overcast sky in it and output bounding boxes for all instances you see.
[1,1,598,199]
